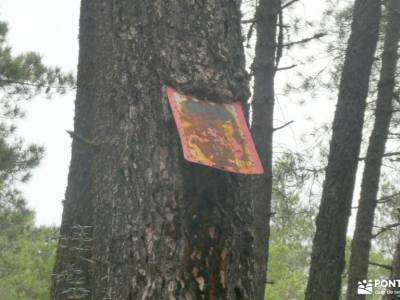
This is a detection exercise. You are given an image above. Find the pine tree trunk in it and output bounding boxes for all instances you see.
[51,1,256,299]
[346,2,400,298]
[384,230,400,300]
[250,0,280,298]
[304,1,381,299]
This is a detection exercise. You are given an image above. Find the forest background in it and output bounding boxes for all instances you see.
[0,0,399,299]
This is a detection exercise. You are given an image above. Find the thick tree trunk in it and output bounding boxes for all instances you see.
[51,1,256,299]
[250,0,280,299]
[384,230,400,300]
[50,1,101,298]
[346,2,400,299]
[304,1,381,299]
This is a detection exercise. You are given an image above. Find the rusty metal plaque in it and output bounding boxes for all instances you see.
[166,86,264,174]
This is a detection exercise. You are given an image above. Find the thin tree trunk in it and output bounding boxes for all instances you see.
[346,2,400,299]
[305,1,381,299]
[250,0,280,299]
[51,1,256,299]
[384,230,400,300]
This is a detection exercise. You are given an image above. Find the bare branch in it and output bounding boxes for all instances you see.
[273,120,294,132]
[372,223,400,238]
[359,151,400,161]
[242,18,256,24]
[280,33,326,48]
[247,21,257,44]
[369,261,392,271]
[276,64,297,71]
[243,0,300,24]
[281,0,301,11]
[384,151,400,157]
[377,192,400,203]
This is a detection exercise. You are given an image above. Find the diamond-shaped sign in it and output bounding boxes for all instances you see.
[166,86,264,174]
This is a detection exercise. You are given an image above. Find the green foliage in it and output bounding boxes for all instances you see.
[0,21,75,108]
[265,154,315,300]
[265,154,392,300]
[0,197,58,300]
[0,18,74,188]
[368,250,391,283]
[375,181,400,258]
[0,18,72,300]
[0,19,74,194]
[340,239,391,300]
[266,241,309,300]
[0,126,44,184]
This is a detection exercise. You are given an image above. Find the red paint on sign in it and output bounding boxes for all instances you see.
[166,86,264,174]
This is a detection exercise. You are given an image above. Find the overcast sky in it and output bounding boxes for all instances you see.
[0,0,335,227]
[0,0,80,225]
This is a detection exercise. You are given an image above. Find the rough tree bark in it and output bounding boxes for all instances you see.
[346,2,400,299]
[304,1,381,299]
[51,1,256,299]
[384,230,400,300]
[250,0,280,299]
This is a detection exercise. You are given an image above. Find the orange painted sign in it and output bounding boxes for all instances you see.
[166,86,264,174]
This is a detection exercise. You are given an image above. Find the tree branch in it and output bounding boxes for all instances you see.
[280,33,326,48]
[377,192,400,203]
[276,64,297,71]
[242,0,300,24]
[66,130,103,147]
[0,78,75,91]
[369,261,392,271]
[246,19,257,44]
[359,151,400,161]
[0,78,50,89]
[394,91,400,104]
[372,223,400,238]
[273,120,294,132]
[281,0,301,11]
[242,18,256,24]
[275,9,284,70]
[384,151,400,158]
[383,0,400,15]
